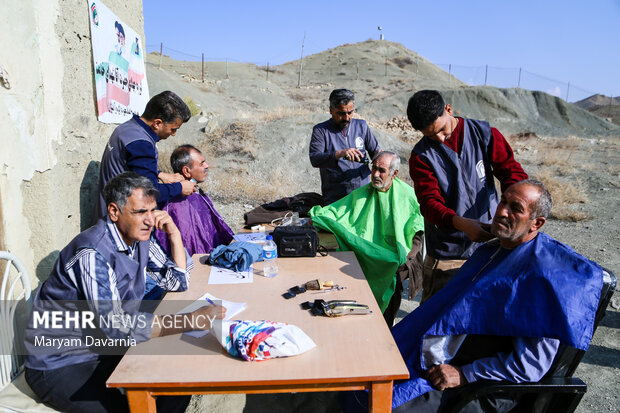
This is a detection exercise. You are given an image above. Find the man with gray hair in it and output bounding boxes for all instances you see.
[309,88,380,205]
[341,179,604,412]
[94,90,198,220]
[25,172,224,413]
[310,151,424,326]
[155,144,234,256]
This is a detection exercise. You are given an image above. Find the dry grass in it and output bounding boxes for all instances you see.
[198,122,258,160]
[391,56,414,68]
[533,170,591,221]
[183,96,201,117]
[548,207,590,222]
[202,167,297,205]
[546,136,582,150]
[259,106,312,122]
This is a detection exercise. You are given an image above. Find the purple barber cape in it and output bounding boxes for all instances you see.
[341,232,603,411]
[155,192,234,256]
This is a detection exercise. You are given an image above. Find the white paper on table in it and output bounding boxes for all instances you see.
[233,232,266,244]
[179,292,247,338]
[208,265,253,284]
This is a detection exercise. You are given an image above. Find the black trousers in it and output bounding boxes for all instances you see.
[25,356,190,413]
[392,388,519,413]
[383,275,403,327]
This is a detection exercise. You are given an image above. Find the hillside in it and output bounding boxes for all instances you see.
[587,104,620,126]
[148,40,619,138]
[574,93,620,110]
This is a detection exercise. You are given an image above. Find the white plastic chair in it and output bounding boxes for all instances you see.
[0,251,32,391]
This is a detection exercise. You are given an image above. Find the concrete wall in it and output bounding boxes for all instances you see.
[0,0,144,285]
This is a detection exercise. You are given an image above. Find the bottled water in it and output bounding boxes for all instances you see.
[263,235,278,278]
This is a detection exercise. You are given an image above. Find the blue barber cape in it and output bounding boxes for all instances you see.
[342,232,603,411]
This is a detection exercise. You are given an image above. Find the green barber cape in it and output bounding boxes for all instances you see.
[309,178,424,312]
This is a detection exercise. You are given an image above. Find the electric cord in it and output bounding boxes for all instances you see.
[271,212,293,227]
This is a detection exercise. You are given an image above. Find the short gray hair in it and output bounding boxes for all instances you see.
[372,151,400,174]
[518,179,553,219]
[329,89,355,108]
[170,144,200,174]
[103,172,159,210]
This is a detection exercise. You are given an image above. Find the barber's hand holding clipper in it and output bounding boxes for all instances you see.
[335,148,364,162]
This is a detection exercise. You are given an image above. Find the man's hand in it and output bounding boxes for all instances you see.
[180,180,197,196]
[191,304,226,329]
[426,364,467,390]
[153,210,187,269]
[158,172,185,183]
[151,305,227,338]
[153,210,180,236]
[335,148,364,162]
[452,216,493,242]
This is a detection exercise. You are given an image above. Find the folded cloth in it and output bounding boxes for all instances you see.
[209,241,263,272]
[213,320,316,361]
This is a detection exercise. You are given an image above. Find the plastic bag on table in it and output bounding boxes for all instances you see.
[212,320,316,361]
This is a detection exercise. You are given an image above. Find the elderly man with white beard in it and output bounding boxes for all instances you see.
[310,151,425,326]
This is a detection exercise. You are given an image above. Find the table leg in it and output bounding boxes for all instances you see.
[369,380,393,413]
[127,390,157,413]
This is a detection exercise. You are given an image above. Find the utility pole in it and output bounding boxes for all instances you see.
[448,64,452,88]
[201,53,204,83]
[484,64,488,86]
[517,67,522,88]
[266,62,270,81]
[159,42,163,69]
[297,32,306,88]
[565,82,570,102]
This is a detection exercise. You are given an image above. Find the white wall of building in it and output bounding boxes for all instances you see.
[0,0,144,285]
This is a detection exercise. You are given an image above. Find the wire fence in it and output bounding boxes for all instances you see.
[146,43,606,104]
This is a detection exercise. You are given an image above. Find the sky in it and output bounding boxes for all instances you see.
[143,0,620,102]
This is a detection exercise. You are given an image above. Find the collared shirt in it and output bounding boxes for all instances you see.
[69,217,192,302]
[63,218,191,341]
[422,334,560,383]
[123,115,182,206]
[309,118,380,205]
[409,117,528,228]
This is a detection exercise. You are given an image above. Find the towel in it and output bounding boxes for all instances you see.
[209,241,263,272]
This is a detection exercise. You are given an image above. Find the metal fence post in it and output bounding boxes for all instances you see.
[297,32,306,88]
[159,42,163,69]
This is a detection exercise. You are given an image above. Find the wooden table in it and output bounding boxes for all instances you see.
[107,251,409,412]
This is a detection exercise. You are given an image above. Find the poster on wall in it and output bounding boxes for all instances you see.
[88,0,149,123]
